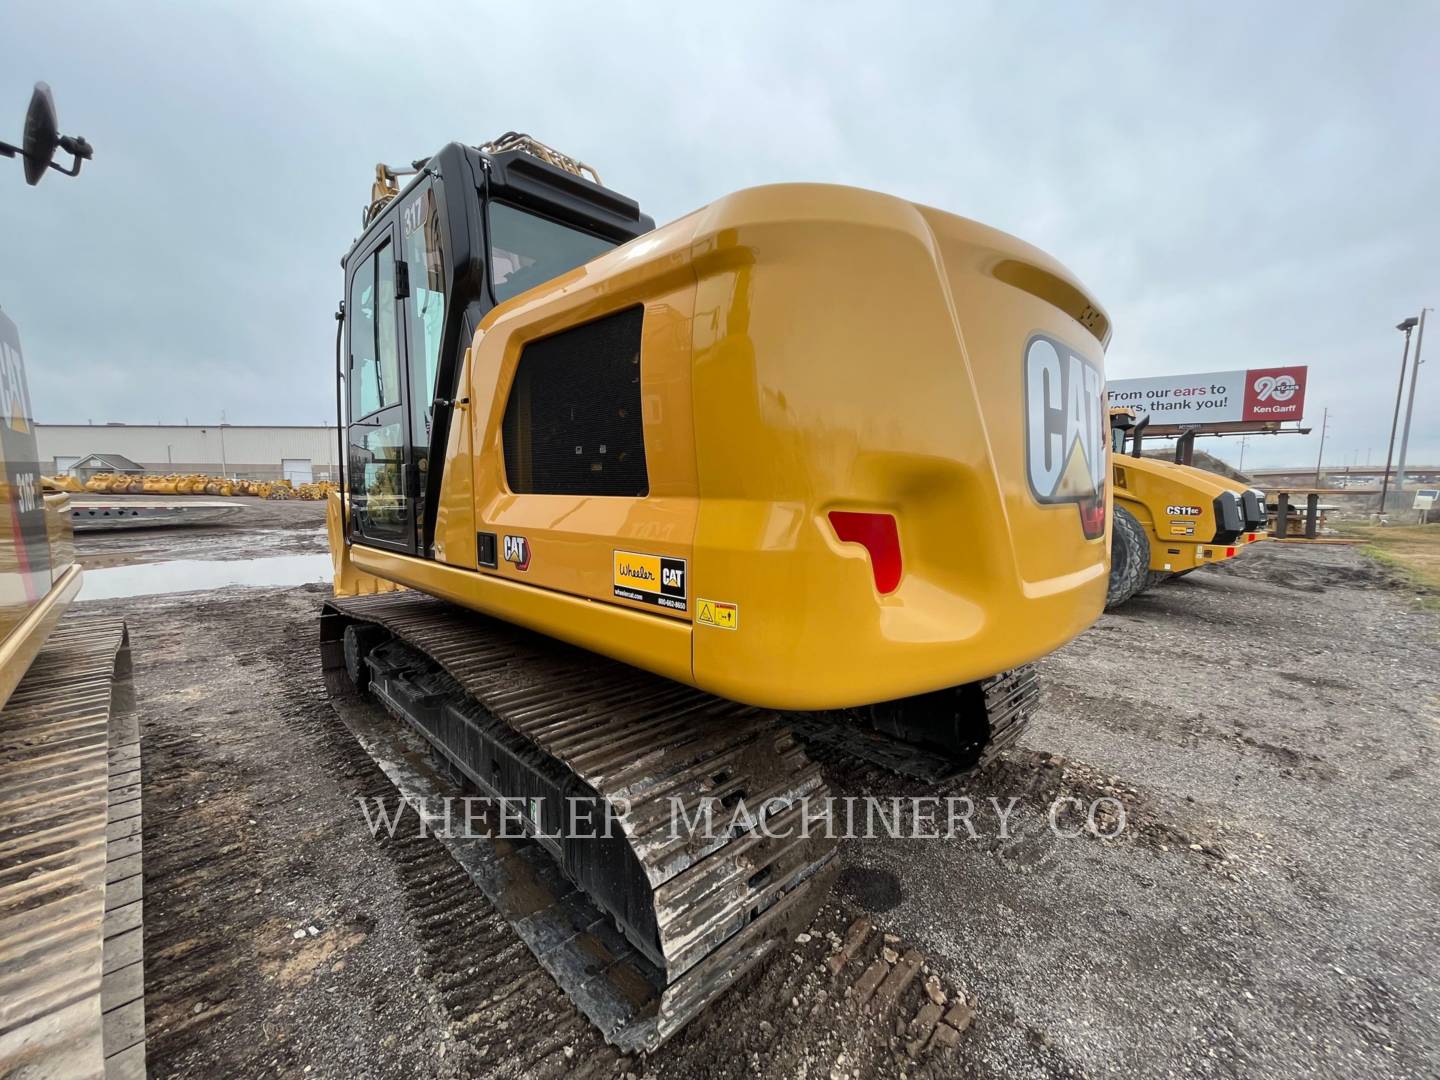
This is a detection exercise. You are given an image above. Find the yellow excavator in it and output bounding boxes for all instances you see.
[0,308,86,706]
[1106,407,1267,607]
[323,134,1112,1049]
[0,83,96,699]
[1,84,139,1080]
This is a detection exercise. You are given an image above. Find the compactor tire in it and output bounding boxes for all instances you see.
[1144,570,1171,590]
[1106,505,1151,609]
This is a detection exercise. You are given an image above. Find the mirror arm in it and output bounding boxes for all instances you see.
[48,135,92,177]
[49,155,83,177]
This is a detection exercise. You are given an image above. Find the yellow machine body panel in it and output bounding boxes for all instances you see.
[0,311,82,709]
[1168,462,1269,544]
[1111,454,1242,573]
[343,184,1112,710]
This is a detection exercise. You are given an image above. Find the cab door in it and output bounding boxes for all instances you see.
[345,228,414,553]
[395,179,449,554]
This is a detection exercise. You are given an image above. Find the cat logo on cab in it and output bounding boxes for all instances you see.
[503,535,531,571]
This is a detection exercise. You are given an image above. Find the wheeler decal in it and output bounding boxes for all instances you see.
[612,550,687,611]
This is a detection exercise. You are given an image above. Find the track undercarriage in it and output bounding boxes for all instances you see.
[321,590,1037,1050]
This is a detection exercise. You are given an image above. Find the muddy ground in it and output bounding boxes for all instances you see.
[73,495,326,568]
[71,529,1440,1080]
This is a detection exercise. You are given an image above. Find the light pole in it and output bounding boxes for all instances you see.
[1380,317,1418,511]
[218,410,228,478]
[1394,307,1429,502]
[1313,407,1329,486]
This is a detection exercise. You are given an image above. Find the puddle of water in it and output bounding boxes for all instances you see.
[79,554,334,600]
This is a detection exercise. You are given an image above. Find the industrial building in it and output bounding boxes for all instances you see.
[37,423,339,483]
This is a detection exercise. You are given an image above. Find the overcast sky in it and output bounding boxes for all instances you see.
[2,1,1436,472]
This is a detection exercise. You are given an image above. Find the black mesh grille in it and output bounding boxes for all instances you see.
[502,307,649,497]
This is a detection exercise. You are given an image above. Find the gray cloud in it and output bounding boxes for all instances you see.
[2,0,1436,470]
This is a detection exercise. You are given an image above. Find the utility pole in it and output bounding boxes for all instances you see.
[1313,407,1329,486]
[218,410,228,478]
[1394,307,1429,501]
[1238,435,1248,474]
[1380,317,1419,511]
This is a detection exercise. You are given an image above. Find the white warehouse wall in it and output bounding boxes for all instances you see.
[36,424,341,480]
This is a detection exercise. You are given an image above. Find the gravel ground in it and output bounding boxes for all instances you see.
[72,532,1440,1079]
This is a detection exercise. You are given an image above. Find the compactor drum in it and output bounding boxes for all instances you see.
[324,137,1112,1046]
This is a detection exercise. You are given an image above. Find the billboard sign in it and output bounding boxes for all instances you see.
[1108,366,1307,425]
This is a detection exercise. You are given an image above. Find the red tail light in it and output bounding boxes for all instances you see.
[828,511,902,594]
[1226,547,1237,557]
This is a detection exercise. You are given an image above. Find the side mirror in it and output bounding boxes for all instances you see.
[0,82,93,185]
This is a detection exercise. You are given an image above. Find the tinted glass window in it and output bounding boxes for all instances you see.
[350,418,407,542]
[348,252,378,418]
[348,243,402,419]
[375,254,401,408]
[501,307,648,497]
[489,202,615,304]
[402,185,446,441]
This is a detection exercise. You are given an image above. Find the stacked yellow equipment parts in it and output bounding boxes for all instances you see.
[43,473,337,500]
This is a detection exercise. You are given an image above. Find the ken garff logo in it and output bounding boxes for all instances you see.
[1024,333,1107,540]
[502,534,531,571]
[1253,374,1299,402]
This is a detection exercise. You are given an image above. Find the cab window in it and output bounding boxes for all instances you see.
[488,202,615,304]
[401,185,446,440]
[348,244,402,419]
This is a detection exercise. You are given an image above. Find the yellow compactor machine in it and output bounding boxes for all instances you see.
[322,135,1112,1048]
[1106,407,1267,607]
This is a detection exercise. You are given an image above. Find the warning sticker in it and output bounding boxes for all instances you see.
[613,550,688,611]
[696,598,738,630]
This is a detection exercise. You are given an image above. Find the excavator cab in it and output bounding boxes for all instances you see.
[339,139,654,561]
